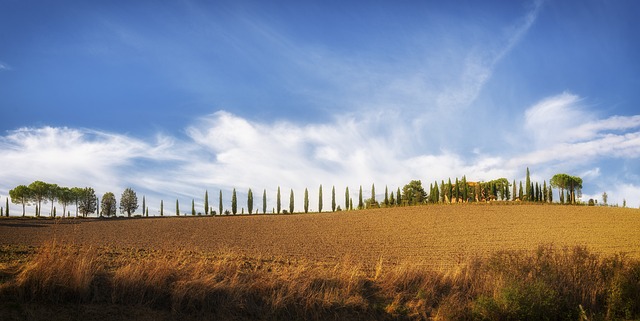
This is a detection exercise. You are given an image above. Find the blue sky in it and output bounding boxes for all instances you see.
[1,0,640,213]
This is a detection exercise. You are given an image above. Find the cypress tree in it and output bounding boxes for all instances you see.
[358,185,363,209]
[350,198,353,210]
[304,188,309,213]
[543,181,548,203]
[389,190,395,206]
[5,198,8,216]
[160,200,163,216]
[429,183,434,203]
[204,190,209,215]
[277,186,281,214]
[505,181,511,201]
[447,178,453,203]
[232,188,237,215]
[142,196,146,217]
[331,186,336,212]
[384,186,389,206]
[191,199,195,215]
[318,185,323,213]
[345,187,349,211]
[289,189,294,213]
[176,199,179,216]
[219,190,223,215]
[518,181,523,201]
[263,189,267,214]
[454,178,459,203]
[434,182,440,203]
[463,176,468,202]
[548,186,553,203]
[396,188,401,206]
[371,183,376,204]
[247,188,253,214]
[146,208,149,216]
[525,167,531,200]
[531,183,535,202]
[512,180,517,201]
[490,182,496,200]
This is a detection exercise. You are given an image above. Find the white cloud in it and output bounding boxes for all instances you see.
[2,91,640,215]
[0,61,10,71]
[0,127,178,203]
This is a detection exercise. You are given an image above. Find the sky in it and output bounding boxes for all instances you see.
[1,0,640,214]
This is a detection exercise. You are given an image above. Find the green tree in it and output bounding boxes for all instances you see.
[518,181,523,201]
[176,199,180,216]
[44,183,59,216]
[119,187,139,217]
[543,181,548,203]
[263,189,267,214]
[318,185,323,213]
[433,182,440,204]
[389,189,395,206]
[160,200,164,216]
[345,187,349,211]
[370,183,376,205]
[525,167,531,201]
[219,190,223,215]
[402,180,427,206]
[454,178,460,203]
[28,181,48,217]
[71,187,83,217]
[289,189,294,214]
[231,188,237,215]
[504,180,511,201]
[204,190,209,215]
[9,185,31,217]
[78,187,97,217]
[5,197,8,216]
[101,192,117,217]
[396,188,401,206]
[358,185,363,210]
[512,180,517,201]
[191,199,196,215]
[247,188,253,214]
[446,178,453,203]
[461,176,468,202]
[384,186,389,206]
[304,188,309,213]
[550,173,583,204]
[331,186,336,212]
[277,186,281,214]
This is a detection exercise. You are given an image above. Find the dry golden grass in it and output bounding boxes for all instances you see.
[1,241,639,320]
[1,205,639,320]
[0,204,638,267]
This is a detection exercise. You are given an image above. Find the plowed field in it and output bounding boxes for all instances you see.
[1,205,638,267]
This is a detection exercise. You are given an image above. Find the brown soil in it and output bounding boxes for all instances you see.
[1,205,638,267]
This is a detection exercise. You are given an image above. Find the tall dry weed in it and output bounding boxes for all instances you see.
[15,241,101,303]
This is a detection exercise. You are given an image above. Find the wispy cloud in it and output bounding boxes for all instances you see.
[0,61,11,71]
[436,0,543,111]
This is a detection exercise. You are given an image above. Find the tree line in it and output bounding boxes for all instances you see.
[2,169,593,218]
[7,181,139,217]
